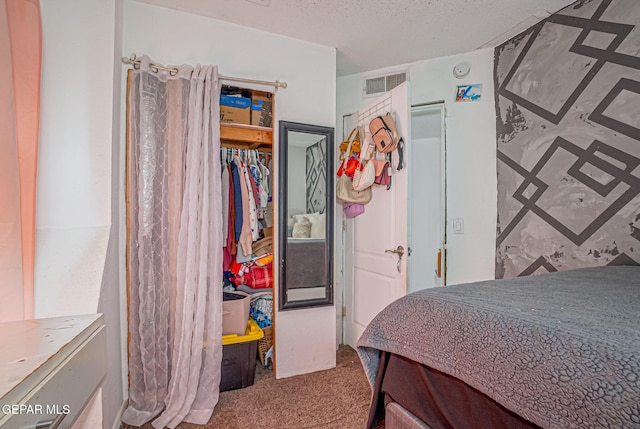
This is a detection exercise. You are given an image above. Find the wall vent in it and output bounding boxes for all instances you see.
[364,72,407,97]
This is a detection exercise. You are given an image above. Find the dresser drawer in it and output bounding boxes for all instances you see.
[0,318,106,429]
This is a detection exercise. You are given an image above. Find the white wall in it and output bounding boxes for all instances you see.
[123,0,337,378]
[337,48,498,287]
[38,1,124,428]
[38,3,113,230]
[37,0,115,315]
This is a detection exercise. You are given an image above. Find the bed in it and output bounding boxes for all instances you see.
[286,238,325,288]
[356,266,640,429]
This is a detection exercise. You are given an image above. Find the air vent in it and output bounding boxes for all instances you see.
[364,72,407,97]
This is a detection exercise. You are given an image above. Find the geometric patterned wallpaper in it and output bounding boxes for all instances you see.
[306,138,327,214]
[495,0,640,278]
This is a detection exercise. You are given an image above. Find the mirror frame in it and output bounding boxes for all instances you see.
[278,121,334,311]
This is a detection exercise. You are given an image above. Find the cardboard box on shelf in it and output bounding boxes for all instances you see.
[220,94,251,125]
[251,91,273,127]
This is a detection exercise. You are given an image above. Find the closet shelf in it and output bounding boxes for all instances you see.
[221,123,273,150]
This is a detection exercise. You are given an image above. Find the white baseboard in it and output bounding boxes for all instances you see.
[111,400,127,429]
[72,388,103,429]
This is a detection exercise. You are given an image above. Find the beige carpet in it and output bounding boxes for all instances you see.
[122,345,373,429]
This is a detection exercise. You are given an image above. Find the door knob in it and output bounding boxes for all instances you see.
[385,246,405,273]
[385,245,405,256]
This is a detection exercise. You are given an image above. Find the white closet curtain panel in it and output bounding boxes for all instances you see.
[122,56,223,428]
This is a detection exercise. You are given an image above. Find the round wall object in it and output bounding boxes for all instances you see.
[453,62,470,79]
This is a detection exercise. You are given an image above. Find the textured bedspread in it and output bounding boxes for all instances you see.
[357,266,640,429]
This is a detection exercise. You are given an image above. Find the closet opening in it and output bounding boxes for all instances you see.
[219,84,276,376]
[408,102,447,291]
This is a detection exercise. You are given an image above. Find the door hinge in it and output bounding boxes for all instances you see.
[342,306,347,317]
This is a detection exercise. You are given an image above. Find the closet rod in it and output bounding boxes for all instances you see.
[121,53,287,89]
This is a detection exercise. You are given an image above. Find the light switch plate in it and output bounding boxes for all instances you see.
[453,218,464,234]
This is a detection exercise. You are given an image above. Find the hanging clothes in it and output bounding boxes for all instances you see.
[230,160,243,242]
[227,162,236,257]
[245,165,260,241]
[222,168,233,271]
[221,159,230,243]
[236,156,253,259]
[259,156,270,198]
[254,159,269,208]
[220,148,272,272]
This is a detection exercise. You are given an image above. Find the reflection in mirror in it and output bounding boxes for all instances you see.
[279,122,334,310]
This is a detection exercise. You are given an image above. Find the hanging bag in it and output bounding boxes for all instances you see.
[343,203,365,218]
[338,127,362,161]
[369,113,406,171]
[336,127,372,204]
[369,113,399,153]
[336,171,372,204]
[372,159,392,190]
[336,154,360,178]
[352,133,376,192]
[336,126,363,178]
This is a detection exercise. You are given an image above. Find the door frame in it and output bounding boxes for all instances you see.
[342,84,410,348]
[336,112,357,347]
[339,98,448,344]
[408,101,447,288]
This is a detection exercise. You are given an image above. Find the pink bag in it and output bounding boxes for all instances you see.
[343,203,365,218]
[373,159,392,189]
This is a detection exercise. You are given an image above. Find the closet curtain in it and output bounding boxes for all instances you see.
[0,0,41,322]
[122,56,223,428]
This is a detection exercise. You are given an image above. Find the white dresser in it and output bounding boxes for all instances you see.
[0,314,107,429]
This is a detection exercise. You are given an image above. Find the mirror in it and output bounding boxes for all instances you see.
[278,121,334,310]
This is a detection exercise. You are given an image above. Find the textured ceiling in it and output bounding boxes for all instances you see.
[135,0,576,76]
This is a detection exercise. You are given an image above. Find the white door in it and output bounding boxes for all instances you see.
[345,82,410,348]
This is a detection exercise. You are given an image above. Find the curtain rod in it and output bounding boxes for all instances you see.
[121,53,287,89]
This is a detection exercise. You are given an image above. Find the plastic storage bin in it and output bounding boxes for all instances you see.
[220,319,264,392]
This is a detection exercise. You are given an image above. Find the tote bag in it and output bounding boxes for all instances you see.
[352,134,375,192]
[336,174,372,204]
[336,126,372,204]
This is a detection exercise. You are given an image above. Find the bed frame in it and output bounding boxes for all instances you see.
[357,266,640,429]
